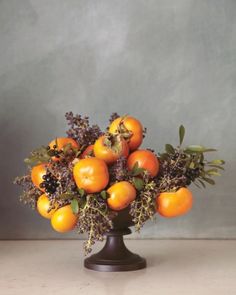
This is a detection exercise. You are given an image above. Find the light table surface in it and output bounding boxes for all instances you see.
[0,240,235,295]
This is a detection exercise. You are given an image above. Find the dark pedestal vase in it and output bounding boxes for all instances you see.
[84,208,146,272]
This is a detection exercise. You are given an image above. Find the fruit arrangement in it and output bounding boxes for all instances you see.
[15,112,225,254]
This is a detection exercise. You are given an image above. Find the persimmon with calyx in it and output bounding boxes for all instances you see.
[109,116,143,151]
[94,135,129,165]
[31,163,47,191]
[73,158,109,193]
[37,194,57,219]
[107,181,136,211]
[49,137,79,161]
[51,205,78,233]
[80,145,94,159]
[127,149,159,177]
[156,187,193,218]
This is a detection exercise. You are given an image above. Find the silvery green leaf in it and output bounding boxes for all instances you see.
[165,144,175,154]
[71,199,79,214]
[133,177,145,191]
[179,125,185,146]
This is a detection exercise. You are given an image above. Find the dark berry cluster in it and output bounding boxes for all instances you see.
[40,172,59,194]
[47,145,61,160]
[185,168,201,184]
[108,112,120,124]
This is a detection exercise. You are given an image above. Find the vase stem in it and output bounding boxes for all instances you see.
[84,228,146,272]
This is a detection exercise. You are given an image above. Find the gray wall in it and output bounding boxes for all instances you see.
[0,0,235,240]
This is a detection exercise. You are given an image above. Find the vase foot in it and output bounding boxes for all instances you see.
[84,228,146,272]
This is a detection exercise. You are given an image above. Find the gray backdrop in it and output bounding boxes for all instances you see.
[0,0,235,240]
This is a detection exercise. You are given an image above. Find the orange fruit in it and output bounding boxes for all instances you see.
[127,149,159,177]
[49,137,79,161]
[80,145,94,159]
[107,181,136,211]
[109,116,143,151]
[156,187,193,218]
[73,158,109,193]
[51,205,77,233]
[94,135,129,165]
[31,164,47,191]
[37,194,57,219]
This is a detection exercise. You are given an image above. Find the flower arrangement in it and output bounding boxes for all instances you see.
[15,112,224,255]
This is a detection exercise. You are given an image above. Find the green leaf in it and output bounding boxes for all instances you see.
[185,145,217,153]
[133,177,145,191]
[206,170,221,176]
[185,145,206,152]
[132,168,145,176]
[159,153,169,160]
[130,162,145,176]
[100,190,108,200]
[78,188,85,197]
[165,144,175,154]
[193,181,201,188]
[206,168,218,173]
[197,179,206,188]
[200,153,204,163]
[179,125,185,146]
[24,145,51,166]
[58,192,76,199]
[209,159,225,165]
[208,164,225,171]
[71,199,79,214]
[189,162,195,169]
[24,157,39,165]
[132,162,139,171]
[55,138,59,147]
[202,177,215,185]
[202,148,217,152]
[62,143,72,153]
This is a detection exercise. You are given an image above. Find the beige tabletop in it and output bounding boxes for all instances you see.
[0,240,235,295]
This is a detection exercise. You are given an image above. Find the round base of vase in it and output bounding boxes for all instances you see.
[84,228,146,272]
